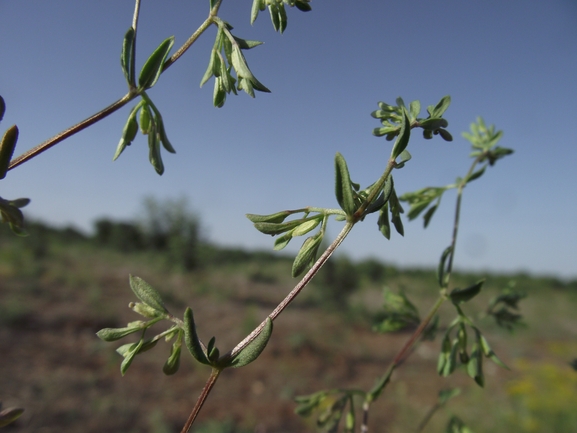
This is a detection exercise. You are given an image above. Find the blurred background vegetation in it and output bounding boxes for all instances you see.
[1,197,576,432]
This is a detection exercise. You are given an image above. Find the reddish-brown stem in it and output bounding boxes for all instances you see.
[180,368,221,433]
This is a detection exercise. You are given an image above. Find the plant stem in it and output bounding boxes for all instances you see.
[162,2,221,72]
[180,368,222,433]
[8,93,133,171]
[229,221,354,358]
[130,0,141,87]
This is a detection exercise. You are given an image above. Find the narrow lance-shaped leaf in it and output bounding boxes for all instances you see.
[437,246,453,288]
[229,317,273,368]
[334,153,356,216]
[467,340,484,387]
[184,307,210,365]
[148,123,165,175]
[138,36,175,90]
[450,280,484,305]
[390,108,411,159]
[163,335,182,375]
[0,125,18,179]
[113,102,142,161]
[246,211,292,224]
[96,322,145,342]
[377,202,391,239]
[292,233,323,277]
[121,27,135,87]
[0,95,5,121]
[120,337,144,376]
[0,406,24,428]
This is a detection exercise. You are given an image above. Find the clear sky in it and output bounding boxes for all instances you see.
[1,1,576,279]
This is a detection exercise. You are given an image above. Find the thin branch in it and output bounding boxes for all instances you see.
[228,221,354,358]
[180,368,222,433]
[8,93,133,171]
[162,2,221,72]
[130,0,142,86]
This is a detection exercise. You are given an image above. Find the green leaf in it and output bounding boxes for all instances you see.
[422,204,438,228]
[0,196,30,236]
[129,275,169,315]
[0,125,18,179]
[438,388,461,405]
[96,323,144,342]
[395,149,412,168]
[419,118,449,130]
[139,104,152,134]
[409,100,420,119]
[121,27,135,87]
[0,406,24,428]
[450,280,484,305]
[163,336,182,375]
[390,108,411,159]
[184,307,210,365]
[268,3,281,32]
[292,234,323,277]
[437,246,453,288]
[138,36,175,90]
[229,317,273,368]
[291,218,321,237]
[148,125,164,175]
[113,102,141,161]
[250,0,266,25]
[273,231,293,250]
[295,0,312,12]
[477,331,509,369]
[439,129,453,141]
[467,342,484,387]
[377,203,391,239]
[246,211,292,224]
[466,165,487,183]
[334,152,356,216]
[0,95,5,121]
[232,36,264,50]
[253,219,306,236]
[120,338,144,376]
[428,95,451,118]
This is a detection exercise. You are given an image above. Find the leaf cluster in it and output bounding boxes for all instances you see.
[201,20,269,107]
[438,281,508,387]
[115,33,177,174]
[371,96,453,142]
[463,117,513,166]
[247,209,332,277]
[251,0,312,33]
[400,118,512,229]
[97,275,273,375]
[0,95,30,235]
[486,281,526,331]
[295,390,357,433]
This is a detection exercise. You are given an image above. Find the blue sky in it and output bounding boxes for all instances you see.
[1,1,576,278]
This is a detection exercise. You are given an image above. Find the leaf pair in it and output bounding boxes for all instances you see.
[251,0,312,32]
[0,196,30,236]
[97,276,175,375]
[121,28,174,91]
[201,22,269,107]
[183,307,273,369]
[114,96,176,175]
